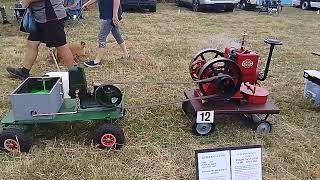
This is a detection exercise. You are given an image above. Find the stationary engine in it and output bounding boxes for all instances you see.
[189,34,282,104]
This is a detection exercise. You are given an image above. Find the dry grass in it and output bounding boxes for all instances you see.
[1,3,320,179]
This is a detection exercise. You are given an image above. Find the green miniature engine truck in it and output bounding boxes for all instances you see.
[0,65,125,153]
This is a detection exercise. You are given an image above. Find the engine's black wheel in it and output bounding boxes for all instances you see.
[198,57,242,99]
[191,117,215,136]
[93,123,125,149]
[190,49,224,81]
[0,128,32,153]
[95,84,122,108]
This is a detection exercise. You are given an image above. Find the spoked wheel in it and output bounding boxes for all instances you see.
[95,84,123,108]
[94,123,125,149]
[191,117,215,136]
[255,121,272,134]
[190,49,224,81]
[198,57,242,99]
[0,128,32,153]
[192,0,200,12]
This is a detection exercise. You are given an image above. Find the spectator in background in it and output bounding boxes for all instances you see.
[64,0,82,18]
[0,3,11,24]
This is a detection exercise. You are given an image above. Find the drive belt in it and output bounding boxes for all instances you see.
[97,75,227,109]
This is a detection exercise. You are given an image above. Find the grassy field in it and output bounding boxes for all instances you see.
[0,3,320,179]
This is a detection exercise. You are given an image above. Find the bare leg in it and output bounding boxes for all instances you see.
[56,44,77,67]
[6,40,40,79]
[94,47,105,63]
[119,41,129,58]
[111,27,129,58]
[23,40,41,69]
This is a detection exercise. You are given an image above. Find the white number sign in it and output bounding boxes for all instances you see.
[196,111,214,123]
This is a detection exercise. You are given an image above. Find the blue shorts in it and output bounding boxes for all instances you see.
[98,19,124,48]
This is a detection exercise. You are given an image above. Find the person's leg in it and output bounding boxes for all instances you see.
[111,26,129,59]
[6,40,40,79]
[23,40,41,69]
[84,20,112,67]
[46,19,77,67]
[56,44,76,67]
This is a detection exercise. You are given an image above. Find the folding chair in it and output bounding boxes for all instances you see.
[258,0,282,15]
[64,0,85,26]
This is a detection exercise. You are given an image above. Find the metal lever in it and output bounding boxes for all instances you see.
[259,38,283,81]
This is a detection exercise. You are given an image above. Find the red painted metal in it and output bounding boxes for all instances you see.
[185,90,279,114]
[190,57,206,80]
[190,40,274,105]
[4,139,20,152]
[101,134,117,148]
[240,83,269,104]
[224,48,260,84]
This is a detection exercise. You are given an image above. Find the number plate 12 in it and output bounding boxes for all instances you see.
[196,111,214,123]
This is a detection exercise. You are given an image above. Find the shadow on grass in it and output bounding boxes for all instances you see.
[30,120,109,147]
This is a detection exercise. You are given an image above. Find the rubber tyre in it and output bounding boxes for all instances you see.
[255,121,272,134]
[93,123,125,149]
[301,0,310,10]
[191,117,215,136]
[0,128,32,153]
[149,6,156,12]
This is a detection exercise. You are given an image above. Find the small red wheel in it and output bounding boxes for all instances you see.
[100,134,117,148]
[3,139,20,153]
[94,123,125,149]
[0,128,32,153]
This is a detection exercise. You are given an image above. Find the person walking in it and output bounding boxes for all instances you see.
[6,0,77,80]
[82,0,130,68]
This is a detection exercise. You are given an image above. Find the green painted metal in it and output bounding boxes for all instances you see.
[69,66,88,99]
[1,99,123,125]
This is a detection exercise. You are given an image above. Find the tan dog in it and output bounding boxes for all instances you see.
[50,41,86,63]
[68,41,86,57]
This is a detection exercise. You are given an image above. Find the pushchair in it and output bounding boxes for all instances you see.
[258,0,282,15]
[65,0,84,21]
